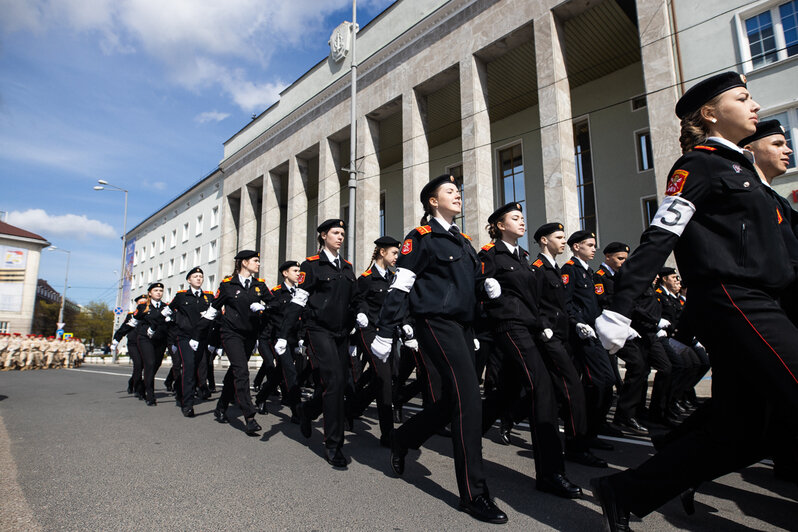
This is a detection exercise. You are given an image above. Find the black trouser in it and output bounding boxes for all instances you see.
[640,333,672,418]
[538,336,589,450]
[351,326,393,440]
[204,347,216,390]
[137,335,166,402]
[252,336,276,388]
[195,345,212,393]
[303,328,350,450]
[218,331,257,419]
[393,317,488,503]
[572,336,616,437]
[127,335,143,394]
[614,340,647,421]
[255,340,300,409]
[608,282,798,517]
[176,338,201,409]
[483,327,565,477]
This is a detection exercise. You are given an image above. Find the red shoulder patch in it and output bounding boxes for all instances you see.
[306,255,320,261]
[666,169,689,196]
[533,259,543,267]
[596,269,605,277]
[297,272,306,285]
[594,284,604,295]
[415,225,432,235]
[401,239,413,255]
[177,290,186,293]
[561,274,570,285]
[461,232,472,241]
[481,243,495,251]
[693,145,717,151]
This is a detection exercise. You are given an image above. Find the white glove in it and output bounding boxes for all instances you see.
[356,313,368,328]
[127,318,139,327]
[250,302,266,312]
[627,328,641,340]
[189,339,199,351]
[274,338,287,355]
[370,335,392,362]
[658,318,671,330]
[695,341,704,350]
[252,345,259,355]
[474,338,481,351]
[402,324,414,339]
[161,307,172,317]
[298,339,304,348]
[147,328,155,338]
[539,328,554,342]
[595,310,632,354]
[576,323,596,340]
[404,338,418,351]
[170,345,177,354]
[656,329,668,338]
[349,345,358,358]
[484,278,501,299]
[111,339,119,349]
[164,316,172,322]
[215,348,223,357]
[207,345,216,353]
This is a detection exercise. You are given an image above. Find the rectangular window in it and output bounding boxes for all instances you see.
[133,250,138,266]
[147,268,153,283]
[170,229,177,248]
[166,287,172,300]
[746,10,779,68]
[447,164,465,233]
[782,0,798,57]
[193,247,201,267]
[739,1,798,71]
[182,223,189,242]
[149,242,155,258]
[195,214,203,236]
[764,108,797,169]
[208,274,216,290]
[209,240,217,262]
[159,235,165,253]
[574,121,598,234]
[168,258,175,277]
[379,192,386,237]
[157,263,163,279]
[180,253,187,272]
[642,195,659,230]
[0,321,9,333]
[138,272,144,287]
[179,283,185,291]
[636,130,654,171]
[631,94,647,111]
[210,206,219,228]
[497,145,527,249]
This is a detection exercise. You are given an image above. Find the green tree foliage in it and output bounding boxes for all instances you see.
[32,299,80,336]
[72,301,114,347]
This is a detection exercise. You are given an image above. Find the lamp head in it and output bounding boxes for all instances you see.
[97,179,108,185]
[93,186,104,190]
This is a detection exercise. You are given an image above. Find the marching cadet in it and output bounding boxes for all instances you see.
[530,223,608,468]
[132,282,170,406]
[73,337,85,367]
[202,250,271,436]
[371,174,508,524]
[275,219,365,468]
[4,333,23,370]
[62,336,76,369]
[561,230,617,449]
[113,295,147,397]
[479,202,582,499]
[0,333,9,370]
[592,72,798,531]
[44,336,59,368]
[164,266,215,417]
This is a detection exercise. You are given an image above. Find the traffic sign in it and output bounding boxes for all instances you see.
[113,307,124,315]
[56,329,65,338]
[57,322,66,329]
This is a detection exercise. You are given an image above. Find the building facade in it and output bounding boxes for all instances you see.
[0,220,50,334]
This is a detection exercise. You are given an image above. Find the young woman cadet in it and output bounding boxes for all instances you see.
[132,283,169,406]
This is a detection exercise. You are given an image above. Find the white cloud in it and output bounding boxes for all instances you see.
[7,209,117,240]
[142,180,167,191]
[194,111,230,124]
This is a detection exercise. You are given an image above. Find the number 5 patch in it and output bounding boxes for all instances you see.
[401,239,413,255]
[651,195,696,236]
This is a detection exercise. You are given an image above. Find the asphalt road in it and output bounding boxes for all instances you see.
[0,365,795,531]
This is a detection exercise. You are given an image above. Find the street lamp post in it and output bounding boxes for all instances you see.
[46,246,71,337]
[94,180,128,362]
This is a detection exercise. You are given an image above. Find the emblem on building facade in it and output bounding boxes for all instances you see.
[329,22,352,62]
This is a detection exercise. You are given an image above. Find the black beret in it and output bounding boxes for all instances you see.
[234,250,259,260]
[278,260,300,273]
[567,230,596,247]
[133,294,147,303]
[675,71,747,119]
[659,267,677,277]
[533,222,565,242]
[738,119,787,147]
[603,241,630,255]
[317,219,346,233]
[488,202,523,225]
[147,282,164,291]
[185,266,203,280]
[374,236,401,248]
[420,174,457,205]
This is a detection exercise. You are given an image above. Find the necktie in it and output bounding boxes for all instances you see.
[334,258,341,270]
[290,287,296,296]
[244,278,250,290]
[449,225,460,237]
[512,248,520,261]
[194,290,200,298]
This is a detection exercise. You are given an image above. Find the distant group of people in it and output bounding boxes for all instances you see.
[0,334,85,370]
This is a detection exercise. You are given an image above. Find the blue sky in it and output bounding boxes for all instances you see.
[1,0,393,306]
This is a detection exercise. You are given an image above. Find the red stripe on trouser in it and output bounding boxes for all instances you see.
[721,283,798,385]
[545,347,577,436]
[425,319,472,500]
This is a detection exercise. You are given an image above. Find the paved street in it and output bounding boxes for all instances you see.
[0,365,795,531]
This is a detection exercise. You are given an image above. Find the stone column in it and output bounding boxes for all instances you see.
[238,184,257,252]
[638,0,682,198]
[219,191,238,269]
[356,116,381,272]
[460,54,494,245]
[261,172,281,286]
[534,11,580,234]
[317,138,341,222]
[402,89,429,235]
[286,156,309,262]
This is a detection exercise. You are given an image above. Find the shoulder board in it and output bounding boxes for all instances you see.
[693,145,717,152]
[222,277,232,283]
[361,270,373,277]
[271,285,282,292]
[177,290,186,293]
[343,258,352,265]
[415,225,432,235]
[565,260,574,266]
[655,288,663,293]
[306,255,320,261]
[533,259,543,267]
[596,269,605,276]
[481,243,495,251]
[256,278,265,283]
[203,291,213,294]
[461,232,472,241]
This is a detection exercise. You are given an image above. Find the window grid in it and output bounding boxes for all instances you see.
[746,11,779,68]
[781,1,798,57]
[574,121,598,234]
[498,144,528,250]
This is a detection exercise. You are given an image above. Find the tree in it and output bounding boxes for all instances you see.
[32,299,81,336]
[73,301,114,348]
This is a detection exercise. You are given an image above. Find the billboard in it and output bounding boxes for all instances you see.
[0,245,28,312]
[120,238,136,310]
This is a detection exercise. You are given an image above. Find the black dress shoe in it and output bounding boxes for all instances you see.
[680,486,696,515]
[182,408,195,418]
[390,432,406,476]
[256,401,268,415]
[200,387,212,400]
[325,447,347,468]
[297,403,311,438]
[127,383,133,394]
[165,383,173,392]
[498,421,512,446]
[588,436,615,451]
[208,386,217,393]
[436,426,452,438]
[145,399,157,406]
[345,415,354,432]
[591,476,632,532]
[214,405,229,424]
[458,494,508,524]
[537,472,583,499]
[245,417,261,435]
[565,450,608,468]
[614,417,649,435]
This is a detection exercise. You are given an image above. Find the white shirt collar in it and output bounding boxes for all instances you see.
[284,280,295,290]
[373,263,387,277]
[432,215,454,233]
[601,262,615,275]
[540,252,557,268]
[708,136,756,165]
[501,240,518,255]
[573,256,589,270]
[660,285,674,297]
[238,273,252,286]
[322,248,340,264]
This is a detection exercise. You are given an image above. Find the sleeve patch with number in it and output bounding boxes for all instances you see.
[401,239,413,255]
[651,195,697,237]
[666,169,689,196]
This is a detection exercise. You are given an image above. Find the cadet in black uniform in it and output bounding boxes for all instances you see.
[202,250,271,436]
[165,266,214,417]
[132,283,169,406]
[479,202,582,499]
[592,72,798,531]
[276,219,365,468]
[530,223,607,468]
[372,174,508,524]
[112,294,147,398]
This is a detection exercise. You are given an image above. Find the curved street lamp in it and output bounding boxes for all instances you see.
[46,246,71,337]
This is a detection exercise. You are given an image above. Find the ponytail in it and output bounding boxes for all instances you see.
[229,258,243,279]
[679,94,721,154]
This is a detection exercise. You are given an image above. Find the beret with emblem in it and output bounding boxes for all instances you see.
[317,219,347,233]
[533,222,565,242]
[420,174,457,206]
[185,266,203,280]
[234,249,259,261]
[133,294,147,303]
[488,201,523,225]
[278,260,300,273]
[603,241,630,255]
[374,236,401,248]
[567,230,596,247]
[675,71,747,119]
[659,267,677,277]
[738,119,786,147]
[147,282,164,291]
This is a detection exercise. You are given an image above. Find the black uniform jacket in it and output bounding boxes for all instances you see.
[358,265,392,325]
[169,289,215,341]
[631,285,662,334]
[561,258,601,327]
[377,219,485,339]
[265,282,300,343]
[611,140,798,318]
[593,264,615,310]
[133,300,170,341]
[113,312,138,343]
[210,275,273,337]
[530,253,570,340]
[280,252,364,338]
[656,286,684,335]
[479,240,544,333]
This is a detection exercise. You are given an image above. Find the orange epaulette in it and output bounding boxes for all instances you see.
[565,259,575,266]
[222,276,232,283]
[596,269,605,276]
[343,258,352,265]
[177,290,186,293]
[461,232,472,241]
[655,288,663,294]
[272,285,282,292]
[533,259,543,267]
[203,291,213,295]
[415,225,432,235]
[361,270,373,277]
[256,278,265,283]
[693,145,717,152]
[306,255,320,261]
[481,243,495,251]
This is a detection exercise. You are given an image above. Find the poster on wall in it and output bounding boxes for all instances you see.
[120,238,136,310]
[1,246,28,269]
[0,245,27,312]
